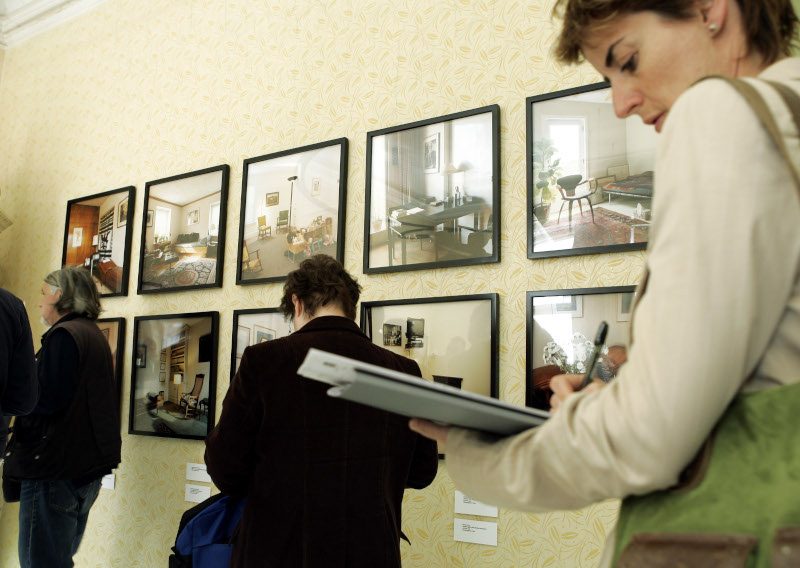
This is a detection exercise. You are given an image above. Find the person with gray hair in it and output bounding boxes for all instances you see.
[3,266,121,568]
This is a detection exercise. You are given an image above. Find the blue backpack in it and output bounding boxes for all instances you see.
[168,494,245,568]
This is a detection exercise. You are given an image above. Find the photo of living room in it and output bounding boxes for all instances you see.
[365,107,499,273]
[526,287,635,409]
[360,295,498,398]
[237,139,346,283]
[129,313,218,440]
[138,166,228,293]
[231,308,292,377]
[528,84,659,258]
[62,187,135,296]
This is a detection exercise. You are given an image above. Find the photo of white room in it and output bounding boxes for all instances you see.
[231,309,292,376]
[130,314,217,439]
[530,86,658,256]
[362,296,497,398]
[140,168,226,291]
[367,109,497,271]
[527,288,635,409]
[62,188,133,295]
[239,141,345,282]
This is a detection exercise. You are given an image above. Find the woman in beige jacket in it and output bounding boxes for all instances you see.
[411,0,800,565]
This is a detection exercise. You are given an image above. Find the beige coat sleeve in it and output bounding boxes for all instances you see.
[446,71,800,513]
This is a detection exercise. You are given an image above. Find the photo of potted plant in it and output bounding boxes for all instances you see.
[532,138,561,224]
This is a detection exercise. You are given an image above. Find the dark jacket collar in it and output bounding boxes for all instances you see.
[41,312,81,343]
[294,315,367,338]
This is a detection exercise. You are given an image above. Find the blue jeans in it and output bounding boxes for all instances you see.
[18,478,102,568]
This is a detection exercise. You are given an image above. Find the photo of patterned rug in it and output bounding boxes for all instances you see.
[152,257,216,288]
[539,206,649,250]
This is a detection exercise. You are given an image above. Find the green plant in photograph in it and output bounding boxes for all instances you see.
[533,138,561,205]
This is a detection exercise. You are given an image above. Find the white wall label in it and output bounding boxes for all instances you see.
[186,462,212,483]
[454,518,498,546]
[185,484,211,503]
[454,490,498,518]
[100,473,115,491]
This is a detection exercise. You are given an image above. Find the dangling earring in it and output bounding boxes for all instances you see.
[708,23,718,34]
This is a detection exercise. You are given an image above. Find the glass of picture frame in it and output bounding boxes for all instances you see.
[236,138,348,284]
[137,165,230,294]
[363,105,501,273]
[230,308,293,378]
[526,286,636,410]
[129,312,219,440]
[96,317,125,423]
[61,186,136,296]
[527,82,658,259]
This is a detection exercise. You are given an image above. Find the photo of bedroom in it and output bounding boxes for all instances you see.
[365,106,499,273]
[129,313,218,440]
[139,165,229,293]
[360,294,498,398]
[61,187,135,296]
[528,84,659,258]
[230,308,292,377]
[526,287,636,410]
[237,139,347,284]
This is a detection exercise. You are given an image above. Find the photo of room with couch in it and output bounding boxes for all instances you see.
[238,140,346,283]
[366,108,498,272]
[62,187,134,295]
[139,167,227,292]
[129,313,217,439]
[231,309,292,376]
[529,85,659,257]
[526,287,635,410]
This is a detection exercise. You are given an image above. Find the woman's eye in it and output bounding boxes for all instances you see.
[621,55,637,73]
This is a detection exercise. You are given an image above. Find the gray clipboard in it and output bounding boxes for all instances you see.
[297,348,549,436]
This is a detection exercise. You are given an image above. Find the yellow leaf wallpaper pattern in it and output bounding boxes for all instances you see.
[0,0,642,566]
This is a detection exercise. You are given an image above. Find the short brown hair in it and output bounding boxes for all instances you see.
[554,0,798,66]
[279,255,362,321]
[44,266,102,320]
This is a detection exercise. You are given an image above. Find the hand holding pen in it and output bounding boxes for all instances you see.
[579,321,609,391]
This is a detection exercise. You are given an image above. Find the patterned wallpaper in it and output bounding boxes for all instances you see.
[0,0,645,565]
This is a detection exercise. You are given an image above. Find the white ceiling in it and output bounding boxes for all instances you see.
[0,0,108,47]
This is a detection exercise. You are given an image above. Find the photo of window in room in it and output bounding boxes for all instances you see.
[230,308,293,377]
[236,138,348,284]
[138,165,229,293]
[527,83,658,259]
[364,105,500,274]
[526,286,636,410]
[61,186,135,296]
[129,312,218,440]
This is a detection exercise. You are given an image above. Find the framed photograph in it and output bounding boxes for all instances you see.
[526,286,636,410]
[160,362,165,371]
[364,105,500,274]
[118,196,129,228]
[61,186,136,297]
[136,344,147,368]
[617,291,635,322]
[160,350,166,362]
[527,82,658,259]
[146,210,154,227]
[231,308,293,377]
[137,165,229,294]
[96,317,125,420]
[382,323,402,346]
[236,138,348,285]
[129,311,219,440]
[423,132,440,173]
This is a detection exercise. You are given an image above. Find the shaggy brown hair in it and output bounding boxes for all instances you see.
[279,255,362,321]
[553,0,798,65]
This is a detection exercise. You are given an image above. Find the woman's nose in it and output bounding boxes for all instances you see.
[612,85,642,119]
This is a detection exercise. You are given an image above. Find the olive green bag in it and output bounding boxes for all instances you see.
[613,77,800,568]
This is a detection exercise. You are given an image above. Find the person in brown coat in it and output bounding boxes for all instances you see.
[205,255,438,568]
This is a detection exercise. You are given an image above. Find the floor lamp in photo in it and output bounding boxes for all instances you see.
[287,175,298,229]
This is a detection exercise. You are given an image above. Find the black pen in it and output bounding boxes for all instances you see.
[579,321,609,390]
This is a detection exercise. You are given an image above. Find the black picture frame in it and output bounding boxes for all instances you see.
[137,165,230,294]
[61,186,135,297]
[96,317,125,424]
[129,311,219,440]
[525,286,636,410]
[230,308,293,379]
[363,105,501,274]
[527,82,657,259]
[236,138,348,285]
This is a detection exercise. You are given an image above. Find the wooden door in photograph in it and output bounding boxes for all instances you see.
[65,204,99,267]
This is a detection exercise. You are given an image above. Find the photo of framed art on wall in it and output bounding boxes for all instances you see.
[230,308,293,378]
[363,105,500,274]
[96,317,125,420]
[527,83,658,259]
[236,138,348,285]
[61,186,135,296]
[526,286,636,410]
[137,165,229,294]
[129,312,218,440]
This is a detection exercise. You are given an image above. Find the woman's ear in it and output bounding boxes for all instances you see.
[701,0,728,35]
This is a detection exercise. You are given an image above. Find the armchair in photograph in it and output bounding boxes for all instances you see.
[146,390,165,414]
[556,175,598,227]
[179,374,205,418]
[241,242,263,274]
[276,210,289,233]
